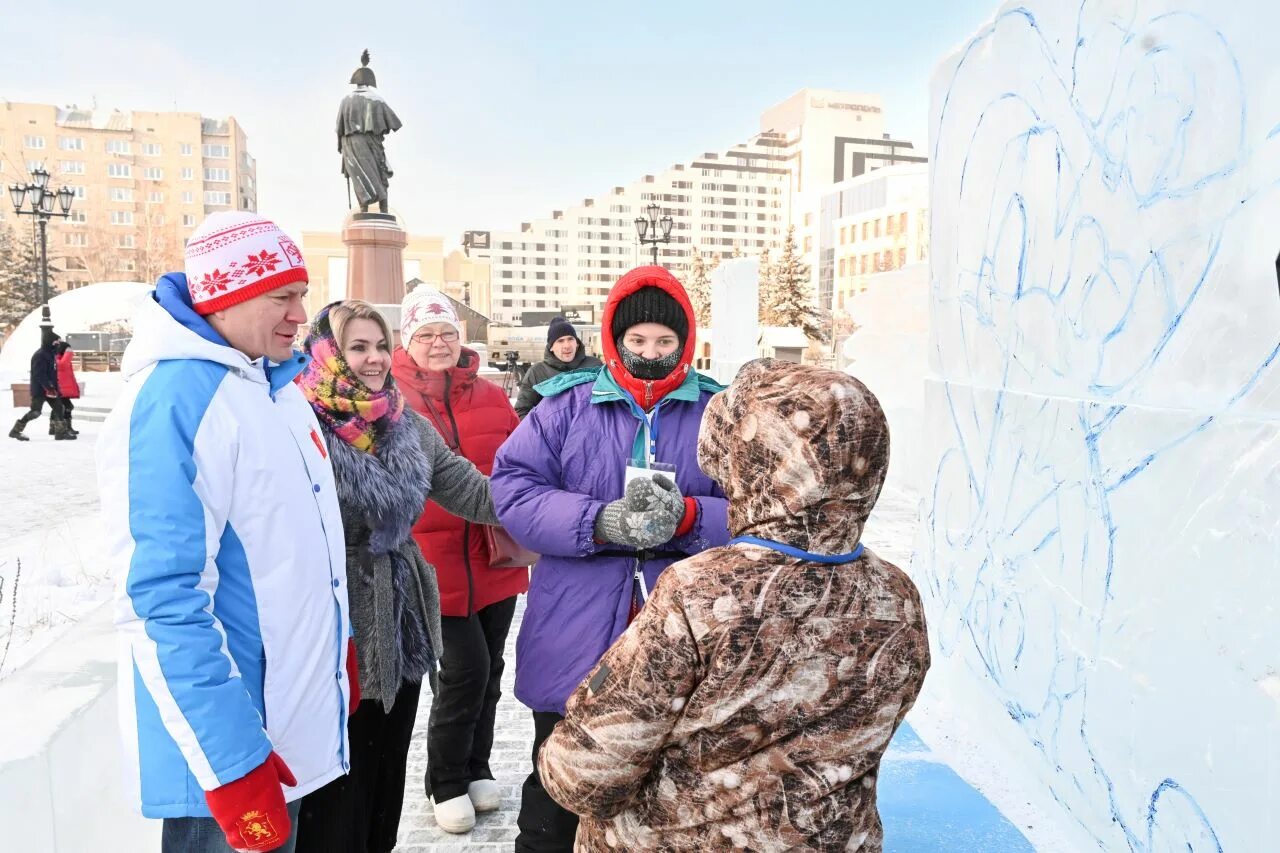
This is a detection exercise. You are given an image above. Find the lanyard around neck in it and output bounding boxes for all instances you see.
[729,535,865,564]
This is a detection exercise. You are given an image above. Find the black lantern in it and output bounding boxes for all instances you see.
[635,203,674,266]
[9,163,78,330]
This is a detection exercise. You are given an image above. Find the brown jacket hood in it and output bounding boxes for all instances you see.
[697,358,890,555]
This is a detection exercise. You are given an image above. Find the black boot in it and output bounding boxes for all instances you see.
[64,415,79,437]
[10,418,30,442]
[53,418,77,441]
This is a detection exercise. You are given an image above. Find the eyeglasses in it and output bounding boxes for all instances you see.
[411,330,460,345]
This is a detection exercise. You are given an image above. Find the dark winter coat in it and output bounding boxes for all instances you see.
[539,359,931,852]
[514,344,603,418]
[491,268,731,715]
[391,346,529,618]
[30,343,59,398]
[54,347,81,399]
[327,407,498,710]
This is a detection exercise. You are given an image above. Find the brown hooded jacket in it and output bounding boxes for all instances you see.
[538,358,931,852]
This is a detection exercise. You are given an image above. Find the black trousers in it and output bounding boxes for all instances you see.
[514,711,579,853]
[18,395,65,423]
[425,595,518,802]
[295,680,422,853]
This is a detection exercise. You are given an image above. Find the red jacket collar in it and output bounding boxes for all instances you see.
[391,346,480,403]
[600,266,696,410]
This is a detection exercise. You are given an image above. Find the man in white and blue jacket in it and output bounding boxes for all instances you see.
[97,212,355,853]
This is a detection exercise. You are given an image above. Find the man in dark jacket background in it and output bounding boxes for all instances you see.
[10,328,74,441]
[513,317,602,418]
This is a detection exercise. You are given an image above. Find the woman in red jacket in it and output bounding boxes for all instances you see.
[52,340,81,436]
[391,287,528,834]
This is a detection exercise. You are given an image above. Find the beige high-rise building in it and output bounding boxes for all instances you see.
[0,101,256,291]
[299,230,492,320]
[470,88,926,326]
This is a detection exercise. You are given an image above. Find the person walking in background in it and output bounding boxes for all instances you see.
[9,328,72,441]
[51,339,81,436]
[293,300,500,853]
[538,359,931,851]
[490,265,731,852]
[391,287,528,834]
[97,212,352,853]
[513,316,602,418]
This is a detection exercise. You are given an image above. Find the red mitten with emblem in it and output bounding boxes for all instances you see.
[346,636,361,714]
[205,751,297,852]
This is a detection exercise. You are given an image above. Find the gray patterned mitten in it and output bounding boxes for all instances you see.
[594,476,682,548]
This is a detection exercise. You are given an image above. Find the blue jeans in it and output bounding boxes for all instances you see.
[161,801,301,853]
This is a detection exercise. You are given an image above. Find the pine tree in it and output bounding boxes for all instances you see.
[772,225,828,342]
[685,248,712,327]
[0,223,41,334]
[756,247,775,325]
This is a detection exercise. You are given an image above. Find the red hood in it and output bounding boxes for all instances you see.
[601,265,696,409]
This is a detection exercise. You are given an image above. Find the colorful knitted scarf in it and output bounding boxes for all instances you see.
[297,302,404,454]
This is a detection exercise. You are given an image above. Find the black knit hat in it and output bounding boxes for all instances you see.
[547,316,577,346]
[610,286,688,345]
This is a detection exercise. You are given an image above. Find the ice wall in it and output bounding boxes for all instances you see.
[920,2,1280,849]
[709,258,760,385]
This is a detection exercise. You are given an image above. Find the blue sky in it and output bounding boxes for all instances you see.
[2,0,996,245]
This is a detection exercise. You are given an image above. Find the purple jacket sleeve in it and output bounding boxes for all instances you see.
[672,489,729,555]
[491,403,608,559]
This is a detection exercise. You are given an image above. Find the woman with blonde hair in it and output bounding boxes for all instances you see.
[294,300,499,853]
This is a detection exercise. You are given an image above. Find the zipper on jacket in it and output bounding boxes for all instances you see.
[643,380,654,409]
[439,372,477,617]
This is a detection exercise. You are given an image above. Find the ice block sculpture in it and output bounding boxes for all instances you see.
[709,258,760,385]
[918,1,1280,850]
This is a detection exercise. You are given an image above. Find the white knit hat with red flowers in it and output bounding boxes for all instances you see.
[401,286,464,341]
[184,211,308,315]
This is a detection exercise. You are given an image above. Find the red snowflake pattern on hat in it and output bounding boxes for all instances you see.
[243,250,282,277]
[425,302,448,315]
[197,268,234,297]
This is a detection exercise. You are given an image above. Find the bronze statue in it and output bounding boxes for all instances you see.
[337,50,402,214]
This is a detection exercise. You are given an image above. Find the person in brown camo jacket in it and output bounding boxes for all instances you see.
[536,358,931,852]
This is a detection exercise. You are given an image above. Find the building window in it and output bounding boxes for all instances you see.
[59,161,85,175]
[180,143,194,156]
[181,167,194,180]
[58,137,84,151]
[183,214,196,227]
[152,214,166,226]
[839,226,847,245]
[203,168,231,182]
[838,258,846,276]
[899,212,908,233]
[143,143,163,156]
[68,209,87,223]
[106,139,131,155]
[107,163,132,178]
[71,186,87,199]
[26,160,43,174]
[204,191,232,205]
[144,167,164,180]
[110,211,134,225]
[859,255,867,274]
[202,144,230,159]
[65,232,88,247]
[898,247,907,268]
[117,234,136,248]
[24,135,46,149]
[803,235,812,253]
[182,191,194,203]
[109,187,134,202]
[886,216,896,236]
[862,222,869,240]
[148,191,164,203]
[874,219,882,238]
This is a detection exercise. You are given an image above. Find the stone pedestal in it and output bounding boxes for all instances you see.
[342,212,408,305]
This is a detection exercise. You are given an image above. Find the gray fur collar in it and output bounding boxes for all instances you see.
[326,413,431,554]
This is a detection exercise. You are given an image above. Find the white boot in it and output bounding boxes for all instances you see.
[468,778,501,813]
[432,793,476,834]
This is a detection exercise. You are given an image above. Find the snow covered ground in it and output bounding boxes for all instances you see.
[0,373,123,679]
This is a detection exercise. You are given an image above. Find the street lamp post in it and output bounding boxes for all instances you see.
[634,202,674,266]
[9,165,76,329]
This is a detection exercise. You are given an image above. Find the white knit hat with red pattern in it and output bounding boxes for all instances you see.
[401,286,463,341]
[185,211,308,315]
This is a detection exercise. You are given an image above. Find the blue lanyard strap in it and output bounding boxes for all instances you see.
[729,535,865,564]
